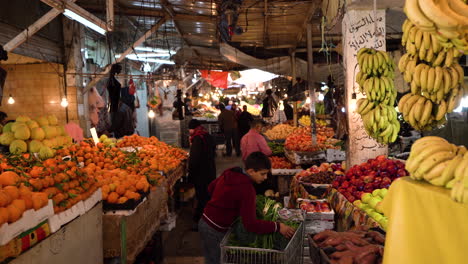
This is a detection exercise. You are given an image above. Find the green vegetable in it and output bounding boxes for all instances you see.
[267,142,284,155]
[229,195,299,250]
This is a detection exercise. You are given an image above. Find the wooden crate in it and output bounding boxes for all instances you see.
[103,186,168,264]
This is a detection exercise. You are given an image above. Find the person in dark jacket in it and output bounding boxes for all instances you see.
[107,64,122,114]
[198,152,295,264]
[283,99,294,120]
[188,119,217,225]
[261,89,277,118]
[110,100,134,138]
[238,105,253,139]
[218,103,240,157]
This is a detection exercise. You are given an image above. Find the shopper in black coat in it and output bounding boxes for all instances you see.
[188,119,217,226]
[238,105,254,140]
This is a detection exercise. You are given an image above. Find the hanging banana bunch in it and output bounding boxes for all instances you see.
[355,48,399,144]
[398,18,467,131]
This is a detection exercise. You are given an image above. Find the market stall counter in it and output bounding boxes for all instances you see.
[10,203,103,264]
[382,177,468,264]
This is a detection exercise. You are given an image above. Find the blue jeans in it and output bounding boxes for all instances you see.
[198,218,226,264]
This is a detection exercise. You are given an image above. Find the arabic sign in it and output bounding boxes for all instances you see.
[343,9,388,167]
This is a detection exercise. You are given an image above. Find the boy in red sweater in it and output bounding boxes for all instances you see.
[198,152,295,264]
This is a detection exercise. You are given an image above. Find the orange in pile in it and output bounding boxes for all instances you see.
[94,169,150,204]
[285,125,339,152]
[0,171,48,226]
[270,156,295,169]
[117,135,187,173]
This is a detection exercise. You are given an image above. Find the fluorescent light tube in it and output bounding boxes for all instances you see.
[63,9,106,35]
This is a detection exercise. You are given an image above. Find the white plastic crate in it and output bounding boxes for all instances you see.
[82,188,102,213]
[48,201,86,233]
[0,200,54,246]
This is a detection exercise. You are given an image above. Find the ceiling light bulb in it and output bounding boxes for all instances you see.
[63,9,106,35]
[7,95,15,104]
[306,97,311,104]
[199,93,203,97]
[148,109,155,118]
[60,97,69,107]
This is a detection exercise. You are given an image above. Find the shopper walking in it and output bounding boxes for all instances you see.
[240,120,272,162]
[218,103,241,157]
[188,119,216,227]
[238,105,253,139]
[261,89,277,120]
[198,152,295,264]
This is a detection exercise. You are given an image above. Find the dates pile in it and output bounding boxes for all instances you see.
[300,171,336,184]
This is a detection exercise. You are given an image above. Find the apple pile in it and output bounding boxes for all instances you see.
[353,189,389,230]
[299,200,331,213]
[332,155,407,202]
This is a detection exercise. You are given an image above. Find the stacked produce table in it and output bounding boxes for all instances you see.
[103,185,168,264]
[10,203,103,264]
[382,177,468,264]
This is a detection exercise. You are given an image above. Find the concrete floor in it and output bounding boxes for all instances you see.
[163,152,242,264]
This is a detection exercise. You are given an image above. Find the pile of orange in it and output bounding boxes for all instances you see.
[0,171,48,226]
[270,156,295,169]
[94,169,150,204]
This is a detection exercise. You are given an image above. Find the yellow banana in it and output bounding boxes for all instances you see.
[425,47,435,63]
[419,44,427,61]
[415,29,424,50]
[411,80,420,95]
[398,93,413,113]
[413,64,425,87]
[398,53,410,72]
[454,162,468,180]
[423,31,431,50]
[448,67,459,89]
[416,151,457,175]
[447,0,468,17]
[454,63,464,84]
[420,65,429,91]
[431,156,463,186]
[436,100,447,121]
[436,86,445,103]
[439,0,468,27]
[431,33,441,53]
[407,142,454,173]
[427,67,436,93]
[443,68,452,94]
[424,160,451,181]
[404,95,421,118]
[438,28,460,40]
[405,0,435,29]
[432,50,446,67]
[414,97,426,121]
[444,48,454,67]
[434,66,443,93]
[420,99,433,126]
[419,0,458,30]
[361,100,375,116]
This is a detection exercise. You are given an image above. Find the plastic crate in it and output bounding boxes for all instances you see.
[220,222,304,264]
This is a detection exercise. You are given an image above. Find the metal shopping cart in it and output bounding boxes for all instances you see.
[220,222,304,264]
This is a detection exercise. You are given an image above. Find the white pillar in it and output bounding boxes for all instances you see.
[343,9,388,167]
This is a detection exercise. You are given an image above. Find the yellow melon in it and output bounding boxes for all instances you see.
[28,140,43,153]
[14,124,30,140]
[31,127,45,140]
[26,120,39,129]
[0,132,15,145]
[36,116,49,127]
[47,115,58,126]
[16,116,30,122]
[9,140,27,154]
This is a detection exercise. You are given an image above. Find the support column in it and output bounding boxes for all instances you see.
[62,18,89,135]
[306,23,316,144]
[343,9,387,166]
[291,53,298,127]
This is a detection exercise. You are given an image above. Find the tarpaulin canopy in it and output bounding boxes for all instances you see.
[233,69,278,86]
[200,70,229,89]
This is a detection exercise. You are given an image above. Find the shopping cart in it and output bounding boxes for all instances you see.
[220,222,304,264]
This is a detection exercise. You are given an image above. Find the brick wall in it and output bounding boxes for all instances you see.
[0,63,79,125]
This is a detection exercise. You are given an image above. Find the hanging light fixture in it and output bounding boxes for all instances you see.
[60,97,69,108]
[148,109,156,118]
[7,95,15,104]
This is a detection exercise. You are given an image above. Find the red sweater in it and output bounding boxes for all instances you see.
[202,167,279,234]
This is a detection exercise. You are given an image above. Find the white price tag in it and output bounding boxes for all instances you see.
[90,127,99,145]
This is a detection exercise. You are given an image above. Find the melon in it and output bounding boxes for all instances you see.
[31,127,45,140]
[42,139,53,148]
[13,125,30,140]
[2,123,13,133]
[47,115,58,126]
[38,146,54,160]
[26,120,39,129]
[42,126,57,139]
[64,136,73,145]
[36,116,49,127]
[57,126,67,136]
[16,115,30,122]
[11,122,25,132]
[0,132,15,145]
[9,140,27,154]
[28,140,43,153]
